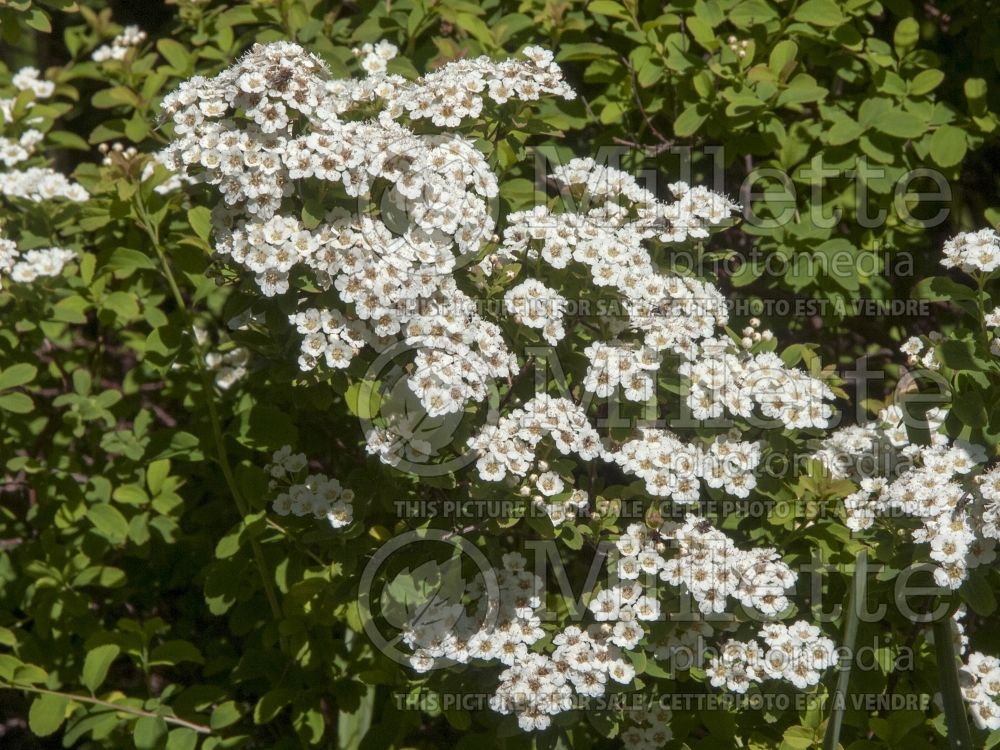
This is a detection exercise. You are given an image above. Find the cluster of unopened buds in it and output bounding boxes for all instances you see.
[726,35,751,58]
[738,317,772,349]
[266,446,355,529]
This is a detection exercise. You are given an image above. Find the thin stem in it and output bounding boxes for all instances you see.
[8,684,212,734]
[933,615,974,750]
[823,550,867,750]
[975,273,990,351]
[134,191,282,623]
[266,519,325,566]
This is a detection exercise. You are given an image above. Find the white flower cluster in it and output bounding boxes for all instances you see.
[160,42,572,424]
[355,44,576,123]
[941,228,1000,274]
[504,279,568,345]
[681,346,834,429]
[582,342,659,402]
[490,165,734,363]
[205,347,249,390]
[526,473,589,526]
[1,129,43,167]
[614,430,762,501]
[977,464,1000,544]
[92,25,147,62]
[0,166,89,202]
[961,651,1000,730]
[355,40,398,77]
[708,621,837,693]
[621,707,675,749]
[816,407,998,588]
[490,621,638,731]
[578,516,794,653]
[11,67,54,98]
[398,546,644,731]
[0,235,75,289]
[468,395,765,503]
[645,516,794,616]
[899,333,942,371]
[395,519,802,731]
[193,326,250,390]
[486,157,832,430]
[468,395,606,481]
[266,446,354,529]
[288,307,366,371]
[0,67,87,203]
[812,404,928,482]
[405,551,546,673]
[726,35,752,59]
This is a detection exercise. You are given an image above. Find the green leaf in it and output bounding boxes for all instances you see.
[88,504,130,543]
[910,69,944,96]
[874,110,925,139]
[893,18,919,55]
[673,103,709,137]
[149,640,205,666]
[157,39,191,71]
[105,247,158,274]
[187,206,213,243]
[82,644,120,693]
[51,295,91,324]
[965,77,988,103]
[936,339,983,371]
[0,363,36,391]
[25,8,51,32]
[166,728,199,750]
[344,381,381,420]
[769,40,798,74]
[792,0,844,27]
[102,291,141,320]
[555,43,616,62]
[587,1,630,20]
[147,460,171,495]
[133,715,168,750]
[255,688,297,724]
[825,119,863,146]
[929,125,968,168]
[210,700,241,730]
[28,693,70,737]
[0,392,34,414]
[962,572,998,616]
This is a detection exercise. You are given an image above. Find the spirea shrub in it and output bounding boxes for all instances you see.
[1,3,1000,750]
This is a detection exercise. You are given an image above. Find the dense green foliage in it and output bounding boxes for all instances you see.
[1,1,999,749]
